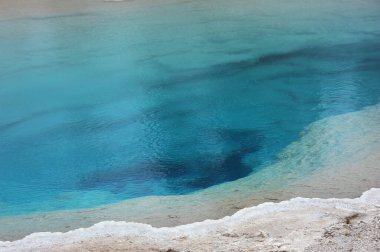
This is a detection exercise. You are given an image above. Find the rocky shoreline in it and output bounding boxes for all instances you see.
[1,188,379,251]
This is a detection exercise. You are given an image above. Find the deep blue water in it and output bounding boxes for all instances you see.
[0,0,380,216]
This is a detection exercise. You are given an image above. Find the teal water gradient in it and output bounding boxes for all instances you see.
[0,0,380,216]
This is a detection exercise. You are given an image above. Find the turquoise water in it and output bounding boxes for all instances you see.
[0,0,380,216]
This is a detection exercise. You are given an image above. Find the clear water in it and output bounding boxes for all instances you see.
[0,0,380,216]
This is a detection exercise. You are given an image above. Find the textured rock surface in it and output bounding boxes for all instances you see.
[1,188,379,252]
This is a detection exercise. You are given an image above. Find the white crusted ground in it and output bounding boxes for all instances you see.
[1,188,379,252]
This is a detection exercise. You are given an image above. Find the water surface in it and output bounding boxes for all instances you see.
[0,0,380,216]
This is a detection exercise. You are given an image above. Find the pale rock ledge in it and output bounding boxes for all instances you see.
[1,188,379,252]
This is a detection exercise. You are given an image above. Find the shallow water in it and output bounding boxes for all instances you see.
[0,0,380,216]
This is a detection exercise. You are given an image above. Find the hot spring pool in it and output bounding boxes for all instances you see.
[0,0,380,218]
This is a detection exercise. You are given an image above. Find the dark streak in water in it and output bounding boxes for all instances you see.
[0,12,97,23]
[28,12,93,20]
[0,103,99,132]
[150,40,380,90]
[2,41,379,136]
